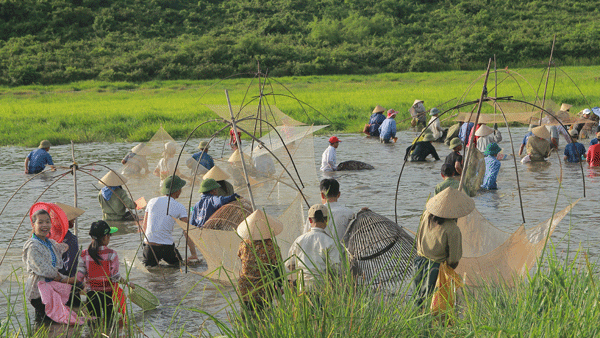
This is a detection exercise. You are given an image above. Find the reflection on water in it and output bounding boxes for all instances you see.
[0,127,597,334]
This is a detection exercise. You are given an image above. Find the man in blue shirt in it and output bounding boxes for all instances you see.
[191,178,240,227]
[378,109,398,143]
[458,122,474,143]
[564,130,586,163]
[24,140,56,174]
[191,141,214,170]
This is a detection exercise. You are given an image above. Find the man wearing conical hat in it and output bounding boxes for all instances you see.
[414,187,474,306]
[518,124,537,156]
[190,178,240,228]
[286,204,341,290]
[404,133,440,162]
[24,140,56,174]
[475,124,502,154]
[121,143,150,176]
[97,171,137,221]
[363,105,386,137]
[526,126,552,161]
[409,99,427,128]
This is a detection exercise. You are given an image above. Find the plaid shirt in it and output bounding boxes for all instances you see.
[77,246,120,292]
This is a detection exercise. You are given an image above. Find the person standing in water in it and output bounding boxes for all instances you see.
[526,126,552,161]
[364,105,386,137]
[379,109,398,143]
[97,171,137,221]
[320,136,341,172]
[25,140,56,174]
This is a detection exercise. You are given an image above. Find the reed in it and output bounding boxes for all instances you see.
[1,66,599,147]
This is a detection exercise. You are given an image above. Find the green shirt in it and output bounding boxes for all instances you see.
[416,211,463,265]
[434,177,475,197]
[98,188,136,221]
[526,136,551,161]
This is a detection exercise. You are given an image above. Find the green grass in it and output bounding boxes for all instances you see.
[1,66,599,147]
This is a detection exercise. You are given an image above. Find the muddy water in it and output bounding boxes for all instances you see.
[0,127,598,335]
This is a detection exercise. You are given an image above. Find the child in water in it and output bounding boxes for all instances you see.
[77,220,128,325]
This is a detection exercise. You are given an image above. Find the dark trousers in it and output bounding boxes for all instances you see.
[86,290,114,323]
[142,243,182,267]
[30,297,48,322]
[413,256,440,307]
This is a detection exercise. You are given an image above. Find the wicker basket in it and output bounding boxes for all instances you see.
[129,283,160,311]
[203,199,253,231]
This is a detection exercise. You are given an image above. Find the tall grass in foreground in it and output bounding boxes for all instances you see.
[208,242,600,337]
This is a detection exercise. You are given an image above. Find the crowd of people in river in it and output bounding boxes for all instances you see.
[20,99,600,326]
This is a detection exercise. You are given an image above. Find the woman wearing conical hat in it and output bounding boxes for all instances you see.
[236,210,283,311]
[121,143,151,176]
[475,124,502,154]
[97,171,137,221]
[410,99,427,128]
[526,126,552,161]
[363,105,386,137]
[203,166,235,196]
[414,187,474,307]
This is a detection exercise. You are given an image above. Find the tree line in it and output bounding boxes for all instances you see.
[1,0,598,86]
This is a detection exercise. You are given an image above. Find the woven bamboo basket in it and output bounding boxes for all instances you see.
[129,283,160,311]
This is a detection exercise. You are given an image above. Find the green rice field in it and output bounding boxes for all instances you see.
[1,65,599,147]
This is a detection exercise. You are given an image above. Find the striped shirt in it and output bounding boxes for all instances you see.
[77,246,120,292]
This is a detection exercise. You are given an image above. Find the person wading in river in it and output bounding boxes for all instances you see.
[321,136,341,172]
[97,171,137,221]
[414,187,474,307]
[405,134,440,162]
[526,126,552,162]
[25,140,56,174]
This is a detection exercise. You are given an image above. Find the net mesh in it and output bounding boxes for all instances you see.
[203,199,253,231]
[205,105,305,134]
[456,200,578,286]
[343,210,416,290]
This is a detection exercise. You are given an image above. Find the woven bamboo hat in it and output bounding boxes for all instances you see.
[372,105,385,114]
[228,149,251,163]
[203,166,230,181]
[560,103,572,111]
[38,140,51,149]
[413,99,424,106]
[532,125,550,139]
[426,187,474,219]
[475,125,494,137]
[98,171,127,186]
[237,209,283,240]
[131,143,151,155]
[422,133,435,142]
[54,202,85,221]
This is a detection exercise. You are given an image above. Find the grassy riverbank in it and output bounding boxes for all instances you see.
[1,66,599,147]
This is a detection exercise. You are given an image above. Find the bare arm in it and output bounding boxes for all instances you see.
[24,157,29,174]
[519,143,525,156]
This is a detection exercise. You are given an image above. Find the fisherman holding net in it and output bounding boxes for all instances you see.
[320,136,341,172]
[190,178,240,228]
[121,143,151,176]
[97,171,138,221]
[525,126,552,162]
[24,140,56,174]
[410,99,427,129]
[414,187,474,307]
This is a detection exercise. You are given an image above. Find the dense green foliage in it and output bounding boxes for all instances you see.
[1,0,599,86]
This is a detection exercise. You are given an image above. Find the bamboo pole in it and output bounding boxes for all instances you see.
[539,35,556,124]
[226,89,256,210]
[459,58,492,191]
[70,141,79,236]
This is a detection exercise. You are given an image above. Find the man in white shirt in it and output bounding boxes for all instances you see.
[428,107,444,141]
[320,136,341,172]
[303,178,355,244]
[141,175,198,267]
[287,204,341,289]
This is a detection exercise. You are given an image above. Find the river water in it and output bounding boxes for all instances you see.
[0,127,598,336]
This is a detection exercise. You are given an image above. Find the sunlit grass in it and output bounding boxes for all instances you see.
[1,66,599,147]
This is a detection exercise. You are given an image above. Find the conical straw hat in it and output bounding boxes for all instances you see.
[98,171,128,186]
[560,103,572,111]
[413,99,424,106]
[474,125,494,137]
[237,210,283,240]
[532,125,550,139]
[426,187,474,219]
[54,202,85,221]
[228,149,251,163]
[203,165,230,181]
[131,143,151,155]
[372,105,385,114]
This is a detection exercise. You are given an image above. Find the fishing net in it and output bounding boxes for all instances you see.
[203,199,253,231]
[463,148,485,194]
[343,210,416,290]
[205,105,305,134]
[455,200,578,286]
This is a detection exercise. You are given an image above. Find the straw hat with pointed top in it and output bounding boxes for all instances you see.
[228,149,251,163]
[54,202,85,221]
[98,171,128,186]
[131,143,152,155]
[532,125,550,139]
[237,210,283,240]
[203,166,230,181]
[426,187,474,219]
[372,105,385,114]
[475,125,494,137]
[413,99,424,106]
[560,103,572,112]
